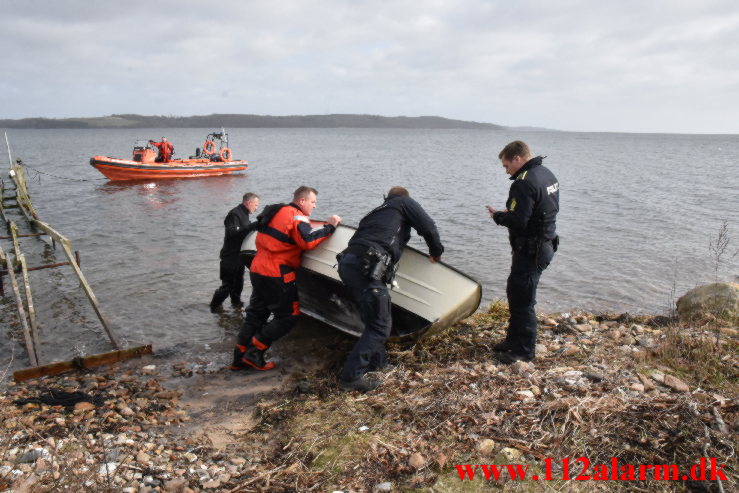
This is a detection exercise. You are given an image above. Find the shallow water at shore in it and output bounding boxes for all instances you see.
[1,128,738,370]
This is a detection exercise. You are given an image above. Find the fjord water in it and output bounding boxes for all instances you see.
[1,128,738,366]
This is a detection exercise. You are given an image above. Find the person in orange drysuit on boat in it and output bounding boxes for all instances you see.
[149,137,174,163]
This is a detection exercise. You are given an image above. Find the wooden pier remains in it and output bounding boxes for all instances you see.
[1,132,151,382]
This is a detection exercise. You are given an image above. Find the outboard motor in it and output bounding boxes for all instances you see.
[132,146,145,162]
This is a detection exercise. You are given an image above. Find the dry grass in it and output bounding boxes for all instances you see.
[649,323,739,390]
[225,308,738,492]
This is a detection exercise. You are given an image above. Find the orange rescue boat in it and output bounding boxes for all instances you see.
[90,131,248,181]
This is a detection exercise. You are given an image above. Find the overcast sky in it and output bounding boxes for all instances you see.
[1,0,737,133]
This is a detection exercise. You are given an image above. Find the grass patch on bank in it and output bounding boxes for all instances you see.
[647,324,739,391]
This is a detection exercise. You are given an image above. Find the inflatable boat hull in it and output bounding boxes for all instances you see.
[90,156,248,181]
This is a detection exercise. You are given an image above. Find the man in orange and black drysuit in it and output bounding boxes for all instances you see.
[230,186,341,371]
[149,137,174,163]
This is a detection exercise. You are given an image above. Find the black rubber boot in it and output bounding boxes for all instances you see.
[493,339,513,352]
[242,337,276,371]
[229,344,249,371]
[210,288,227,313]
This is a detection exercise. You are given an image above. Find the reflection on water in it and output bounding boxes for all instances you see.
[99,180,182,209]
[97,173,249,209]
[1,128,738,372]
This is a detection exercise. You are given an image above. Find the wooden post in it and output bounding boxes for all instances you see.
[8,162,39,220]
[0,245,38,366]
[8,222,42,362]
[19,254,42,363]
[0,193,7,224]
[9,221,21,262]
[0,176,8,225]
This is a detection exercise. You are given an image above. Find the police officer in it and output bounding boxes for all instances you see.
[210,192,260,312]
[338,186,444,391]
[486,141,559,364]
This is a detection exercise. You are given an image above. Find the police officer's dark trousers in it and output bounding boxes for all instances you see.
[236,269,300,347]
[338,253,392,382]
[505,242,554,358]
[211,255,245,307]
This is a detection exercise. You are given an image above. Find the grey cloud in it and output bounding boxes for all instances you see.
[1,0,737,132]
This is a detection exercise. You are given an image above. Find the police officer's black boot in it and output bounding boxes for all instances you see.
[494,339,535,364]
[367,350,395,372]
[494,352,534,364]
[241,337,276,371]
[339,374,381,393]
[493,339,513,352]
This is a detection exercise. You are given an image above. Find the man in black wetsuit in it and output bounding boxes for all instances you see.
[210,192,260,312]
[337,186,444,391]
[487,141,559,364]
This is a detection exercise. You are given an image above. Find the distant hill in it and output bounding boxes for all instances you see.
[0,114,503,130]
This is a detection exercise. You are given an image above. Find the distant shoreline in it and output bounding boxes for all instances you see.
[0,113,504,130]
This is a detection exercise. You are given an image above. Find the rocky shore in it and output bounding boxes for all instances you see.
[1,303,737,492]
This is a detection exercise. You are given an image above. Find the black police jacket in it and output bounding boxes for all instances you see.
[493,156,559,246]
[347,195,444,262]
[219,203,257,259]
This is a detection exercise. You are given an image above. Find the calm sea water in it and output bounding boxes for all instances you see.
[1,128,738,369]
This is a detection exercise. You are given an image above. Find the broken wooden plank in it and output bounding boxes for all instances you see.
[9,221,21,264]
[13,344,153,382]
[19,254,41,363]
[0,245,38,366]
[0,197,7,224]
[8,162,39,220]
